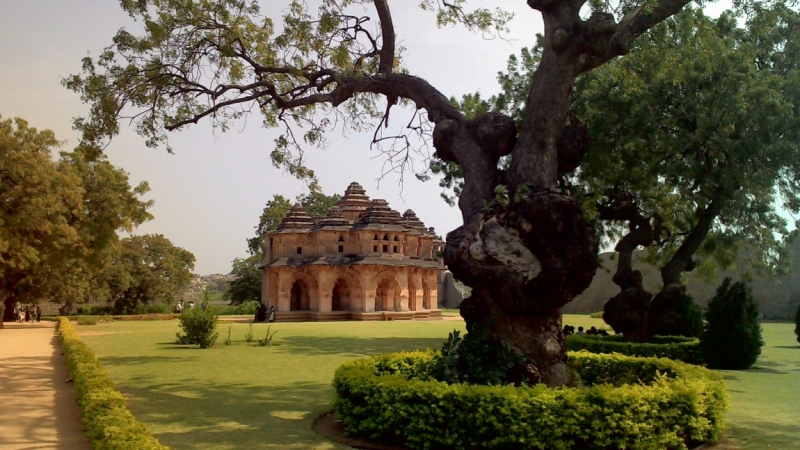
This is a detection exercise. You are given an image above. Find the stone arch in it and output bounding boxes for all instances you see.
[290,280,310,311]
[375,277,401,312]
[331,279,350,311]
[288,271,318,311]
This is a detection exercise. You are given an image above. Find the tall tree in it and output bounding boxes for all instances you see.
[438,5,800,340]
[0,116,153,319]
[67,0,719,386]
[228,183,340,304]
[0,116,82,319]
[105,234,195,314]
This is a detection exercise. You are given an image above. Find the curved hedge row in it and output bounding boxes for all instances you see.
[567,334,704,365]
[58,317,169,450]
[333,351,728,450]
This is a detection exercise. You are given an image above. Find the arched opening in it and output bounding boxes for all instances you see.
[331,279,351,311]
[376,279,399,312]
[290,280,310,311]
[422,278,430,309]
[408,280,417,311]
[383,234,389,241]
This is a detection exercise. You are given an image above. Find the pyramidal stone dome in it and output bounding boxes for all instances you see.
[338,182,371,221]
[401,209,428,233]
[277,203,314,230]
[315,206,350,228]
[357,199,402,225]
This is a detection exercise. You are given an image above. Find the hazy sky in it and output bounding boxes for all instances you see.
[0,1,731,274]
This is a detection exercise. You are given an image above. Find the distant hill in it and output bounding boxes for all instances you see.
[564,242,800,320]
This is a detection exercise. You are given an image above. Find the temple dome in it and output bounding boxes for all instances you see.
[338,181,371,221]
[314,206,350,228]
[401,209,428,233]
[357,199,403,225]
[276,203,314,231]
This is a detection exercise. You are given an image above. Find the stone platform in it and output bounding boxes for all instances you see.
[217,310,443,323]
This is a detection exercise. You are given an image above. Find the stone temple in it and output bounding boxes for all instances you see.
[260,182,446,321]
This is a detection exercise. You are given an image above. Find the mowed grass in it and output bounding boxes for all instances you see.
[76,315,798,449]
[716,322,800,448]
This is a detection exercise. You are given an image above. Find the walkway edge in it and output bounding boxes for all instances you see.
[58,318,170,450]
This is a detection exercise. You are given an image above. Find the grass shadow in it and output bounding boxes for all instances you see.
[118,377,337,449]
[275,335,446,357]
[729,420,800,449]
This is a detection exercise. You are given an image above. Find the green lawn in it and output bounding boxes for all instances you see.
[76,315,798,449]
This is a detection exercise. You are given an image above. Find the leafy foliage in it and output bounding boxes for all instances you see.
[795,302,800,343]
[104,235,195,314]
[439,5,800,278]
[431,327,525,385]
[567,334,704,365]
[176,308,219,349]
[333,351,728,450]
[657,294,704,338]
[701,278,764,370]
[0,116,152,311]
[58,318,169,449]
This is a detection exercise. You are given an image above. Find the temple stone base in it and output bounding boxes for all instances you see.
[272,309,444,322]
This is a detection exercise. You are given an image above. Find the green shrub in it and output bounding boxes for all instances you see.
[653,293,704,338]
[795,302,800,344]
[701,278,764,370]
[58,318,169,450]
[333,351,728,450]
[175,308,218,348]
[211,301,260,315]
[589,311,604,318]
[431,327,525,385]
[566,334,704,365]
[77,316,99,325]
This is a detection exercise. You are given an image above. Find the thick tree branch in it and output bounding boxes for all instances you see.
[374,0,395,74]
[661,190,726,286]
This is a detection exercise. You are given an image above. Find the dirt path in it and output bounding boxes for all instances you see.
[0,322,90,450]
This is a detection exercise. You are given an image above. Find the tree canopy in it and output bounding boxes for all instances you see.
[66,0,753,385]
[1,116,153,318]
[104,234,196,314]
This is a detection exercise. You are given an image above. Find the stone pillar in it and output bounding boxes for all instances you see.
[317,268,335,312]
[427,271,439,309]
[396,271,410,311]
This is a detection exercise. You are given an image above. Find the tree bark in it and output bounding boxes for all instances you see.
[648,194,724,335]
[599,191,658,342]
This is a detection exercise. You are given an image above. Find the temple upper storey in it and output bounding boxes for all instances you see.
[264,182,444,266]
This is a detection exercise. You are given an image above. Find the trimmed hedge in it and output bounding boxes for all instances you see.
[333,351,728,450]
[567,334,704,365]
[68,314,178,322]
[58,318,169,450]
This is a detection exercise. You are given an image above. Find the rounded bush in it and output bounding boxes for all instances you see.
[566,334,703,364]
[175,308,219,348]
[334,351,728,450]
[701,278,763,370]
